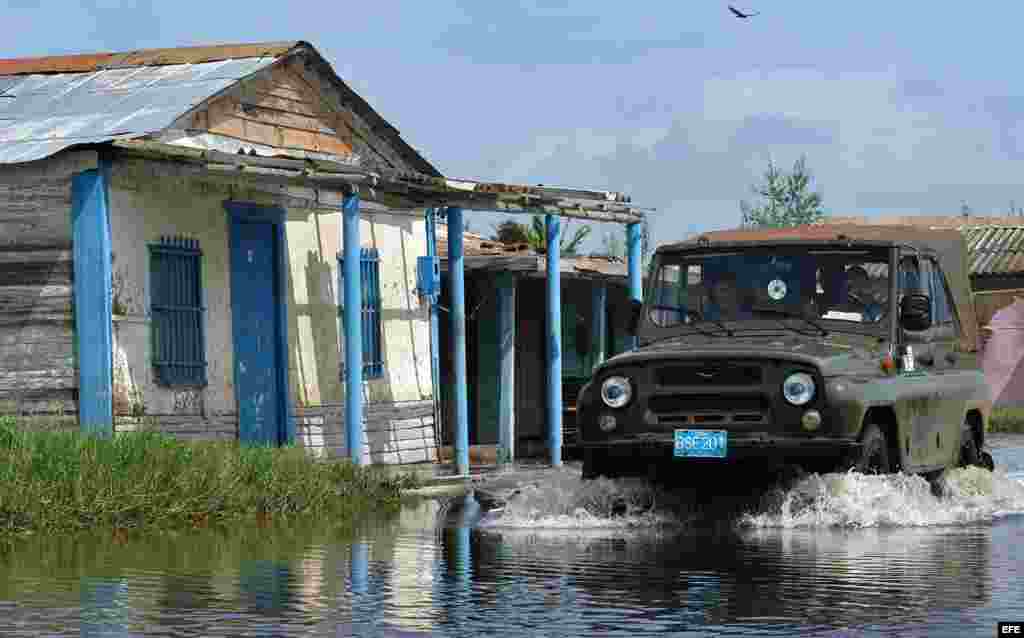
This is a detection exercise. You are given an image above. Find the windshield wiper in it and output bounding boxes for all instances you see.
[753,307,829,337]
[641,305,733,346]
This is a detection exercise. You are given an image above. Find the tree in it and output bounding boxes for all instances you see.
[740,155,826,228]
[493,219,530,244]
[490,215,591,256]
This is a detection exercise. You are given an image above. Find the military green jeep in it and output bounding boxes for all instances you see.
[576,225,995,480]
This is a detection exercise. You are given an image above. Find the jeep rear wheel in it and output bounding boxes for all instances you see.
[852,422,894,474]
[958,422,980,468]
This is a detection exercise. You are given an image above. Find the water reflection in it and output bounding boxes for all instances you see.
[81,577,128,637]
[0,459,1019,636]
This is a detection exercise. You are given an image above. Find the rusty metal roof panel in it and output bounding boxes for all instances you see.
[0,41,298,76]
[0,56,278,164]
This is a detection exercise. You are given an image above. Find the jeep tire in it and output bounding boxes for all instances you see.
[958,421,981,468]
[582,448,614,480]
[852,422,894,474]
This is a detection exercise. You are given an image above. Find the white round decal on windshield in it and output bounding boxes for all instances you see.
[767,279,787,300]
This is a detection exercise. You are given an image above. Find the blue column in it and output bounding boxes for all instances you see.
[425,208,441,457]
[591,283,607,370]
[497,272,516,465]
[627,222,643,350]
[546,214,563,467]
[448,207,470,476]
[80,577,127,636]
[349,540,370,631]
[343,193,364,464]
[71,163,113,435]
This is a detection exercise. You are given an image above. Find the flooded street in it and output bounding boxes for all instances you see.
[2,437,1023,637]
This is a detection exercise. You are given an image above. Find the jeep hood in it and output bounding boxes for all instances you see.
[599,334,889,377]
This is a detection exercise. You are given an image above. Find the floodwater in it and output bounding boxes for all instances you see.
[2,438,1024,637]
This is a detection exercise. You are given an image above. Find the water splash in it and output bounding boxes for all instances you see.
[740,467,1024,529]
[476,471,687,530]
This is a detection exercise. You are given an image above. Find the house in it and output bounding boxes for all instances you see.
[0,41,440,463]
[0,41,646,470]
[433,224,635,462]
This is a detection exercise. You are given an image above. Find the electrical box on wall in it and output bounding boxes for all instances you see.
[417,256,440,299]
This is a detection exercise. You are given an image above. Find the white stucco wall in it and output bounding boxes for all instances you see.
[107,159,434,454]
[286,206,433,407]
[108,168,237,420]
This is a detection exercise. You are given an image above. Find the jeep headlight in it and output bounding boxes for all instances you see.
[600,376,633,409]
[782,372,816,406]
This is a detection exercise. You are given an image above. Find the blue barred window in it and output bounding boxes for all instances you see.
[338,248,384,379]
[149,237,207,387]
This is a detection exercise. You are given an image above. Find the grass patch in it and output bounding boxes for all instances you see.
[0,416,421,537]
[989,408,1024,433]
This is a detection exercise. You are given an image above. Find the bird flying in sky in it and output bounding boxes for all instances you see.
[728,5,760,18]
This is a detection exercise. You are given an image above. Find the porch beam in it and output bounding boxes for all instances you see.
[447,207,470,476]
[497,272,516,465]
[546,213,563,467]
[71,161,113,435]
[342,192,364,464]
[627,222,643,350]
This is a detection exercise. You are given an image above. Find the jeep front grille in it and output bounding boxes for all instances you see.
[655,363,763,387]
[647,394,770,427]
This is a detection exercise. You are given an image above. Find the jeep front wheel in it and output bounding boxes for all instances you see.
[851,422,894,474]
[582,448,615,480]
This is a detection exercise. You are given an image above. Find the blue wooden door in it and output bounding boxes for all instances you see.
[230,219,282,445]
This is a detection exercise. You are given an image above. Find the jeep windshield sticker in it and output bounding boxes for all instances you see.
[767,279,788,300]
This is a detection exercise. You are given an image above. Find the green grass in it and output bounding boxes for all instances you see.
[988,408,1024,433]
[0,416,421,537]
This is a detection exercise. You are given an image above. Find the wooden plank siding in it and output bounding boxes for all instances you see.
[0,155,88,419]
[192,63,356,160]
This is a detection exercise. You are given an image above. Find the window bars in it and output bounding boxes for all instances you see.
[149,236,207,387]
[338,247,384,380]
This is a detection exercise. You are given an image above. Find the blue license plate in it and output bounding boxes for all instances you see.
[674,429,728,458]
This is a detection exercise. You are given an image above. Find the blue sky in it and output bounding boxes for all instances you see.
[7,1,1024,251]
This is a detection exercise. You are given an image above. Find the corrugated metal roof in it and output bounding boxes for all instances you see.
[962,226,1024,277]
[0,56,279,163]
[0,40,442,176]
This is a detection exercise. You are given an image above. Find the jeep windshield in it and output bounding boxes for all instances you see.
[644,247,892,338]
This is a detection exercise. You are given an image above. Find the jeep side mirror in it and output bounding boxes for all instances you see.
[899,293,932,332]
[628,298,643,335]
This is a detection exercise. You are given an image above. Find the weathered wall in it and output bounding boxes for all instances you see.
[187,60,354,160]
[286,204,436,463]
[107,159,238,434]
[106,157,436,462]
[0,151,96,422]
